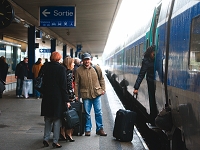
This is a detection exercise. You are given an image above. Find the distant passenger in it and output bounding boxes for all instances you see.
[73,57,81,89]
[0,56,8,98]
[73,57,81,74]
[32,58,43,99]
[15,57,29,98]
[74,52,107,136]
[41,52,69,148]
[44,58,48,65]
[133,45,158,125]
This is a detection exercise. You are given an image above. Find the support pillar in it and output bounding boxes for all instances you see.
[28,25,36,97]
[75,51,78,57]
[28,25,35,79]
[70,48,73,58]
[51,39,56,53]
[63,45,66,59]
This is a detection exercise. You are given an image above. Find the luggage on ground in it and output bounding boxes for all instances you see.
[113,109,137,142]
[70,100,85,136]
[22,79,32,98]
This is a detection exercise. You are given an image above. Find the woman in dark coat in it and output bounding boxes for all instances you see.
[0,56,8,98]
[41,52,70,148]
[133,45,158,125]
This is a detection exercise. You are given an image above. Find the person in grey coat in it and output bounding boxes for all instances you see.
[41,52,70,148]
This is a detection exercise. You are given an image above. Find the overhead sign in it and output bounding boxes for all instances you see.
[39,49,51,53]
[39,6,76,27]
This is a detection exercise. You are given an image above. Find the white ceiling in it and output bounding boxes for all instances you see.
[0,0,122,57]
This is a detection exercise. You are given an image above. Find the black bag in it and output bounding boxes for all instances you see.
[34,76,43,93]
[34,63,48,93]
[113,109,137,142]
[70,101,85,136]
[0,79,6,93]
[63,107,80,129]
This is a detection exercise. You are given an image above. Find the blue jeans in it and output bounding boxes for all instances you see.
[83,96,103,132]
[34,89,40,98]
[16,78,24,96]
[43,117,61,144]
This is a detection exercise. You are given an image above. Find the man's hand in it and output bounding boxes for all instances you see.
[102,90,105,95]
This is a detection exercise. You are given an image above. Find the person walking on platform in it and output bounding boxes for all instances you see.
[0,56,8,98]
[32,58,43,99]
[15,57,29,98]
[41,52,70,148]
[60,57,76,142]
[133,45,158,125]
[74,52,107,136]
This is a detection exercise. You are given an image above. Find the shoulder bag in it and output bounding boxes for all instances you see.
[34,63,48,93]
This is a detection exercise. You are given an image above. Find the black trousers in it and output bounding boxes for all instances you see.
[147,80,158,123]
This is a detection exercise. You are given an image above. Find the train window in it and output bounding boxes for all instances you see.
[189,15,200,71]
[131,47,135,66]
[125,50,128,65]
[139,43,144,66]
[126,49,131,66]
[135,45,139,66]
[117,53,122,65]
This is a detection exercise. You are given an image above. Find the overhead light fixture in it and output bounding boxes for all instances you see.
[14,17,21,23]
[24,23,30,28]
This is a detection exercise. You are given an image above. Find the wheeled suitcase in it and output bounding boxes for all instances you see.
[113,109,137,142]
[70,101,85,136]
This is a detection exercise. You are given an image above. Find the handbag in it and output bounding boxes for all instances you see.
[34,75,44,93]
[63,106,80,129]
[0,79,6,93]
[34,63,48,93]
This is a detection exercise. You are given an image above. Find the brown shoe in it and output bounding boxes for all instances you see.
[96,129,107,136]
[85,131,91,136]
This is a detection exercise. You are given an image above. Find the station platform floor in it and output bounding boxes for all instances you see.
[0,76,148,150]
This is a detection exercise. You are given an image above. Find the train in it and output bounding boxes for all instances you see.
[103,0,200,149]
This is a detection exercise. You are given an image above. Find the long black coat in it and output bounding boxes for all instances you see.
[0,60,8,81]
[41,62,69,118]
[134,57,154,90]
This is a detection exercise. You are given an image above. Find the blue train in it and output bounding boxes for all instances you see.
[104,0,200,149]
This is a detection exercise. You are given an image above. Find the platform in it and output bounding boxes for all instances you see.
[0,76,148,150]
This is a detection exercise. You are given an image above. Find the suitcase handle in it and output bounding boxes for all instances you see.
[133,93,138,99]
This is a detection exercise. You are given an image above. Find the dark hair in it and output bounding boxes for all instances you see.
[144,45,155,58]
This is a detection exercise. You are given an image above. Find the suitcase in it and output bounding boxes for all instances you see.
[70,101,85,136]
[113,109,137,142]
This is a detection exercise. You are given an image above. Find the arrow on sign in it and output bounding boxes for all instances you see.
[42,9,50,17]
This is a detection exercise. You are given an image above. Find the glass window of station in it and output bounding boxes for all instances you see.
[0,40,21,74]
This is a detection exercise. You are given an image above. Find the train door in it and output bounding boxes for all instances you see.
[145,4,162,49]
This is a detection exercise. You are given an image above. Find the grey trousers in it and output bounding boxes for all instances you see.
[43,116,61,144]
